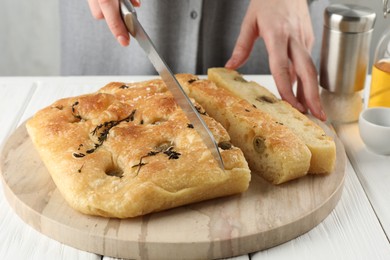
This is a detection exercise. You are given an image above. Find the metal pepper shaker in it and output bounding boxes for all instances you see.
[320,4,376,94]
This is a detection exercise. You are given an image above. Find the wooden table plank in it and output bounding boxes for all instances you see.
[0,79,35,147]
[0,198,99,260]
[336,123,390,241]
[0,80,100,260]
[252,159,390,259]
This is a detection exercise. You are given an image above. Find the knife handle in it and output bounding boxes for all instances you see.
[120,0,137,36]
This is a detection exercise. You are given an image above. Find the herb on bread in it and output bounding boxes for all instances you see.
[73,110,137,158]
[187,78,197,84]
[71,101,82,120]
[77,163,85,173]
[218,141,232,150]
[163,146,181,159]
[195,105,207,116]
[73,152,86,158]
[132,142,181,174]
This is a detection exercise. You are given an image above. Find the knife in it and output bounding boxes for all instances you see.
[119,0,224,169]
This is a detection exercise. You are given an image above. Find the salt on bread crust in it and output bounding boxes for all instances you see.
[26,78,250,218]
[177,74,312,185]
[207,68,336,174]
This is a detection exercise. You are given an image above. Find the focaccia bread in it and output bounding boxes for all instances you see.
[176,74,312,185]
[26,78,251,218]
[207,68,336,174]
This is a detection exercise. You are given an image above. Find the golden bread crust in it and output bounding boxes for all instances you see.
[207,68,336,175]
[26,78,250,218]
[177,74,311,184]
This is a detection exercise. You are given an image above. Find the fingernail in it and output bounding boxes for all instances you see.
[225,58,236,69]
[225,59,233,69]
[320,109,327,121]
[133,0,141,6]
[117,35,129,46]
[296,102,305,113]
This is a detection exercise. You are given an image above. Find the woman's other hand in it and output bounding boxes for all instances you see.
[226,0,326,121]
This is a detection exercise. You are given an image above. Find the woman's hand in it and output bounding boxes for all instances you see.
[226,0,326,121]
[87,0,141,46]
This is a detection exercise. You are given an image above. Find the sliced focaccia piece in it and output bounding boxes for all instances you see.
[26,78,251,218]
[207,68,336,174]
[177,74,312,185]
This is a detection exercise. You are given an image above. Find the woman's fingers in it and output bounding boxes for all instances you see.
[288,38,326,120]
[98,0,129,46]
[225,11,257,69]
[87,0,141,46]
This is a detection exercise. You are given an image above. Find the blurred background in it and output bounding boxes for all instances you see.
[0,0,388,76]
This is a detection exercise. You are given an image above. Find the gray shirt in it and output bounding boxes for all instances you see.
[60,0,328,75]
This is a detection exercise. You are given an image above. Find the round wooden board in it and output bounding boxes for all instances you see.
[0,121,345,260]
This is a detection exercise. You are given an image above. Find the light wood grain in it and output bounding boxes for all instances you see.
[335,123,390,240]
[252,159,390,260]
[0,118,345,260]
[0,80,100,260]
[0,81,36,148]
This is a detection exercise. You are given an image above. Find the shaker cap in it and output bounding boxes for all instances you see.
[324,4,376,33]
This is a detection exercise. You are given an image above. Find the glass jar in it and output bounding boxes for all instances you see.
[369,29,390,107]
[368,1,390,107]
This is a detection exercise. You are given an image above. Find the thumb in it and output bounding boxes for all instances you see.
[225,17,258,69]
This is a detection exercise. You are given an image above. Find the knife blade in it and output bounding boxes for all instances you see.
[119,0,224,169]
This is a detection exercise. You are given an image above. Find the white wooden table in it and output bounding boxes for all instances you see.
[0,76,389,260]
